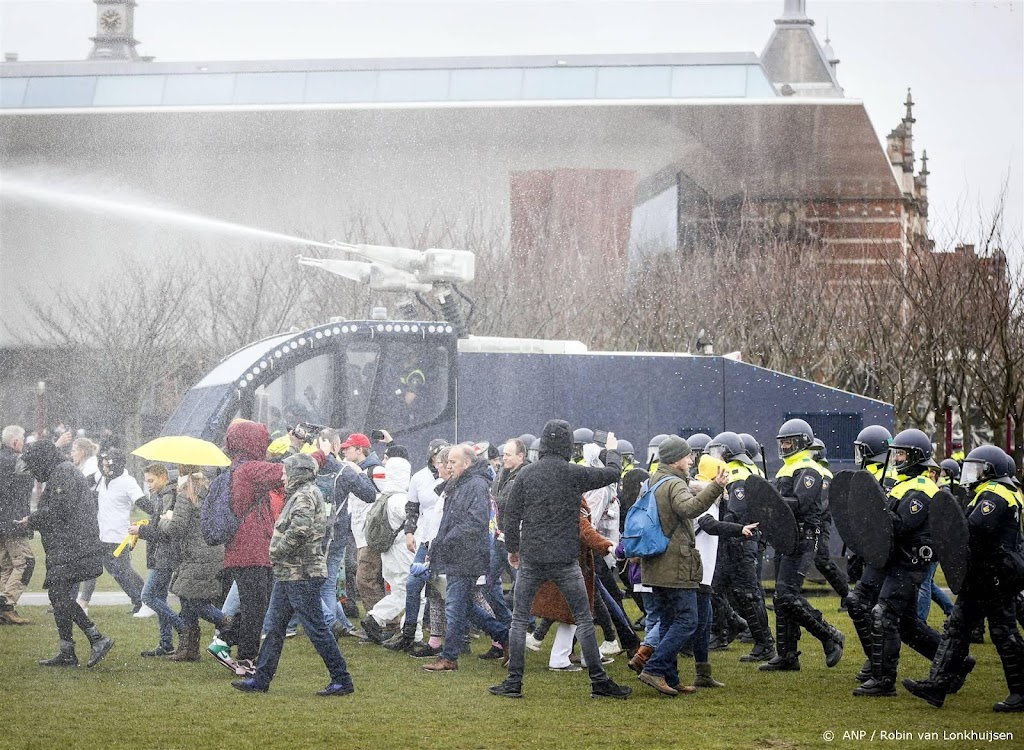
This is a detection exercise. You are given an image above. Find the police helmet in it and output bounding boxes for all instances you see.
[647,434,669,465]
[616,440,634,458]
[528,438,541,464]
[888,429,933,472]
[687,433,712,455]
[648,434,669,449]
[706,431,750,464]
[776,418,814,458]
[960,445,1013,487]
[518,434,537,451]
[573,428,594,445]
[939,458,961,482]
[98,448,127,478]
[810,438,829,467]
[738,433,762,462]
[854,425,893,467]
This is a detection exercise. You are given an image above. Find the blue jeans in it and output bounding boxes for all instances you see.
[439,574,509,662]
[141,568,183,648]
[221,581,240,617]
[77,542,145,607]
[916,562,953,621]
[179,597,226,629]
[321,537,354,631]
[644,587,698,688]
[693,589,713,663]
[507,561,607,685]
[404,544,430,628]
[641,591,662,648]
[484,539,513,627]
[254,578,353,690]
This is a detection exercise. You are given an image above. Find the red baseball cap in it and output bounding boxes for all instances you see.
[340,433,371,449]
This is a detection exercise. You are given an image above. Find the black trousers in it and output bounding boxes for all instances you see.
[869,566,938,682]
[227,566,274,662]
[47,580,95,642]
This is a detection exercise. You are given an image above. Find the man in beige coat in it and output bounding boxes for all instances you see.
[638,435,728,696]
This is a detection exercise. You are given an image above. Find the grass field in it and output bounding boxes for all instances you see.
[3,586,1019,750]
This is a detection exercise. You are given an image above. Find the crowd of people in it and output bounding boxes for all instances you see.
[0,415,1021,710]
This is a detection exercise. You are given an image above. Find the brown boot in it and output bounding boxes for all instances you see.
[627,644,654,674]
[0,608,30,625]
[168,627,201,662]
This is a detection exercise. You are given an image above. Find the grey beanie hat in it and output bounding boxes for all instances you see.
[658,435,692,465]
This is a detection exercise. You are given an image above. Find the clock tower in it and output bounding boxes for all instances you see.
[88,0,140,61]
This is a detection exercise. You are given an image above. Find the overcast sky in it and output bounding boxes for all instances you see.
[2,0,1022,246]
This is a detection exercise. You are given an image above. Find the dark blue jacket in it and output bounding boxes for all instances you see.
[430,459,493,577]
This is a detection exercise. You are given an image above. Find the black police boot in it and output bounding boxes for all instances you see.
[902,677,947,708]
[822,627,844,668]
[855,659,872,682]
[84,626,114,668]
[39,640,78,667]
[758,651,801,672]
[853,677,896,697]
[993,694,1024,713]
[740,643,776,663]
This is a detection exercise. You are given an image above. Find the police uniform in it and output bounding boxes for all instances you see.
[707,460,775,660]
[761,450,844,671]
[852,469,942,696]
[811,459,850,602]
[904,479,1024,711]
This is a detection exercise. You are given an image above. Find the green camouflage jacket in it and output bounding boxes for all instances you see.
[270,456,328,582]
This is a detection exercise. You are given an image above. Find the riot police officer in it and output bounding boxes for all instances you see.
[739,433,766,478]
[705,431,776,662]
[616,440,636,476]
[687,433,712,479]
[852,429,942,697]
[760,419,845,672]
[571,428,593,465]
[809,438,850,608]
[903,445,1024,712]
[646,434,668,473]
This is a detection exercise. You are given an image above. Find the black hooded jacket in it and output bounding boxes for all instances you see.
[22,440,103,588]
[503,420,621,565]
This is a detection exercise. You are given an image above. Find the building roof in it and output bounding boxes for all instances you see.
[0,52,778,110]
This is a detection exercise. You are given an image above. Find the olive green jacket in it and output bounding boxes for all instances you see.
[639,464,723,589]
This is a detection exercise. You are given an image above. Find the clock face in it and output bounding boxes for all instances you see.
[100,9,122,33]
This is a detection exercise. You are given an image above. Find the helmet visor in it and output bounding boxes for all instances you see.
[707,444,728,461]
[960,460,986,486]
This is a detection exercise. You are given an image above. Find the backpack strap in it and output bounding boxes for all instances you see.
[651,476,682,540]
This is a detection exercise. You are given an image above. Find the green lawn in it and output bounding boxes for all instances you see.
[3,592,1019,750]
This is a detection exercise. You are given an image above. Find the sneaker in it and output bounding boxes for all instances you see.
[524,634,543,652]
[478,644,505,660]
[231,678,268,694]
[233,659,256,677]
[317,682,355,697]
[141,645,175,657]
[133,604,157,619]
[549,664,582,672]
[285,628,298,639]
[591,678,632,700]
[489,679,523,699]
[208,639,237,673]
[599,640,623,657]
[410,643,443,658]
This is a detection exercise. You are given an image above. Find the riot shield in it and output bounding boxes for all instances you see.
[745,475,799,556]
[948,484,969,509]
[830,470,856,553]
[929,489,970,594]
[842,471,894,569]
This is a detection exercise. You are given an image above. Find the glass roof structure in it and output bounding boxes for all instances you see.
[0,54,777,110]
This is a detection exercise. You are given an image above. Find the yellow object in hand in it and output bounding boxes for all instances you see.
[113,519,149,558]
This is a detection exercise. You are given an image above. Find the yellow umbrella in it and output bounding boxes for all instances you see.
[132,436,231,467]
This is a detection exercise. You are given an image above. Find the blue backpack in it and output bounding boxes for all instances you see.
[199,468,246,546]
[621,477,677,558]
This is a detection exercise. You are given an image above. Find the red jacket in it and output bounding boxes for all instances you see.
[223,421,283,569]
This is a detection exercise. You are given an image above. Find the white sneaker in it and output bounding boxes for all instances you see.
[133,604,157,619]
[524,634,543,652]
[599,640,622,657]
